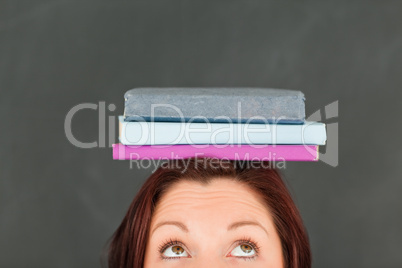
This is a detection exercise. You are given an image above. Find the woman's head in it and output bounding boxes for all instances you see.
[108,158,311,268]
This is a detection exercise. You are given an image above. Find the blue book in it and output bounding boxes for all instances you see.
[118,116,326,145]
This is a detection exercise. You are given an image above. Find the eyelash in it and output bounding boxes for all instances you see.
[158,237,260,260]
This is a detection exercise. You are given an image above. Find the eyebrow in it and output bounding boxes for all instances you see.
[151,220,269,236]
[151,221,189,235]
[227,221,269,236]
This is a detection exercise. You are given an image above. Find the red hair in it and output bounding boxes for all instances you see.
[107,157,311,268]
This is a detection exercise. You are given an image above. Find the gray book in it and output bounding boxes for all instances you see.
[124,87,305,124]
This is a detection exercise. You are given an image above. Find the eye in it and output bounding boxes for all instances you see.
[162,245,189,258]
[231,243,256,256]
[228,239,259,259]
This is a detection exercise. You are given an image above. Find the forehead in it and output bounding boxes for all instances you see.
[152,179,272,224]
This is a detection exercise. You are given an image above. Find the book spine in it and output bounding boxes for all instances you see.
[112,144,319,161]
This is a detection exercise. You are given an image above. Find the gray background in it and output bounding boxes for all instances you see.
[1,1,401,267]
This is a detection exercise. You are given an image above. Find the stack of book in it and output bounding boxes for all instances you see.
[113,88,326,161]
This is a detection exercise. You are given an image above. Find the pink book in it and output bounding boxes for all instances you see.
[113,143,319,161]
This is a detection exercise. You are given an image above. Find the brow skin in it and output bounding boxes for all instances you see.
[151,220,268,236]
[227,220,269,236]
[151,221,189,235]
